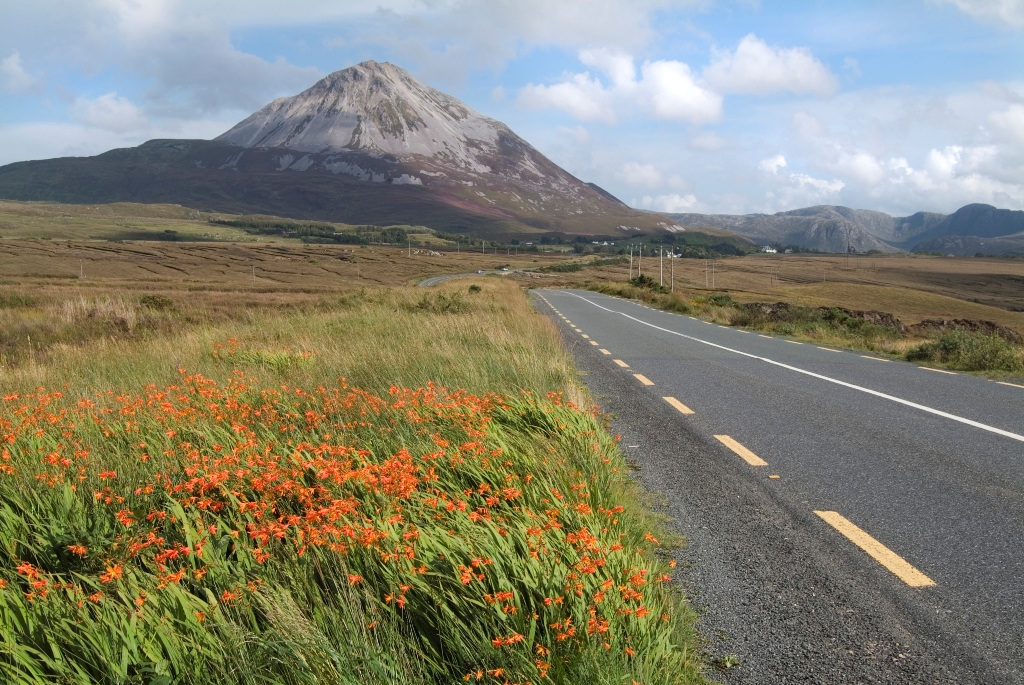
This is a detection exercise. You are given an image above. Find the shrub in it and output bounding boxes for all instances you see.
[414,291,466,314]
[468,284,482,293]
[906,331,1023,373]
[139,294,175,311]
[628,275,667,293]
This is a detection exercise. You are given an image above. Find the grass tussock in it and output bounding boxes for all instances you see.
[593,282,1024,376]
[0,280,705,685]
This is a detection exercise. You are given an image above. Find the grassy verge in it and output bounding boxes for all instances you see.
[0,280,706,685]
[592,282,1024,378]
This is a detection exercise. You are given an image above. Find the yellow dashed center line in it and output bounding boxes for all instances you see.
[633,374,655,386]
[663,396,694,414]
[613,359,629,368]
[922,367,957,375]
[589,341,599,346]
[997,381,1024,389]
[862,356,891,362]
[714,435,768,466]
[581,334,589,338]
[814,511,936,588]
[599,349,611,355]
[769,474,780,479]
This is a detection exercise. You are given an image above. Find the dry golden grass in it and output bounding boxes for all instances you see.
[530,253,1024,334]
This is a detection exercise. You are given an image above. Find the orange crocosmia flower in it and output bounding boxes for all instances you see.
[67,544,88,556]
[100,564,122,583]
[347,574,363,585]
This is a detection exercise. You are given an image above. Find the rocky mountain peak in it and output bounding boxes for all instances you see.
[215,60,506,169]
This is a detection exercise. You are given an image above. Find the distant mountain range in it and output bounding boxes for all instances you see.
[0,61,668,239]
[667,203,1024,255]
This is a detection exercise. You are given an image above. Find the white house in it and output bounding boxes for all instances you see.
[761,246,777,253]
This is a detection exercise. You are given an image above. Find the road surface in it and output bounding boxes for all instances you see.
[533,288,1024,684]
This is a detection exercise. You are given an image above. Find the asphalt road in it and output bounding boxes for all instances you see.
[532,288,1024,684]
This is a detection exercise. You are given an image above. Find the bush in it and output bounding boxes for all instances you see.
[467,284,482,293]
[628,275,667,293]
[906,331,1023,373]
[139,294,175,311]
[414,291,466,314]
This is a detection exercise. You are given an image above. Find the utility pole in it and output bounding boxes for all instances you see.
[705,260,708,288]
[659,248,663,287]
[79,261,83,279]
[408,240,411,257]
[712,260,715,289]
[638,245,642,276]
[629,246,633,278]
[670,252,674,292]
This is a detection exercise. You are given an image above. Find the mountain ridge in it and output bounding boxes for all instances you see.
[667,203,1020,255]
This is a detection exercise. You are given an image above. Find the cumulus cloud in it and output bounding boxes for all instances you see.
[71,93,150,134]
[518,48,722,125]
[703,34,838,97]
[938,0,1024,28]
[640,193,698,212]
[519,72,617,123]
[759,154,787,174]
[1,51,38,93]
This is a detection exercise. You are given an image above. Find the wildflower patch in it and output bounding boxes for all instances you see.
[0,372,701,684]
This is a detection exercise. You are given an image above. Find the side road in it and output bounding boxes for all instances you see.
[534,291,1015,684]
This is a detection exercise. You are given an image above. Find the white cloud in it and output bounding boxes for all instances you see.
[94,0,322,115]
[639,60,722,123]
[759,154,787,174]
[990,104,1024,144]
[1,51,38,93]
[938,0,1024,28]
[519,49,721,125]
[71,93,150,134]
[640,193,698,212]
[703,34,838,97]
[519,72,617,123]
[618,161,662,187]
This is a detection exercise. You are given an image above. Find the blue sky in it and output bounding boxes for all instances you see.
[2,0,1023,216]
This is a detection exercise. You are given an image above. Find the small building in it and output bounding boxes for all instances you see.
[761,246,777,253]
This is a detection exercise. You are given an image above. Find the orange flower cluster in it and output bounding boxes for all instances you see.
[0,367,679,683]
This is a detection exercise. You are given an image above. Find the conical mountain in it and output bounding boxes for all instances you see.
[217,61,509,167]
[0,61,672,238]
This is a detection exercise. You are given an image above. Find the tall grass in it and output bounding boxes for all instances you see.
[0,281,705,685]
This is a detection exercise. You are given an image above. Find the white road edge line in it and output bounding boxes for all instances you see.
[565,292,1024,444]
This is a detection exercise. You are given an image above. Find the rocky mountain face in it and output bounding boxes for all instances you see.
[665,204,1024,255]
[0,61,664,238]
